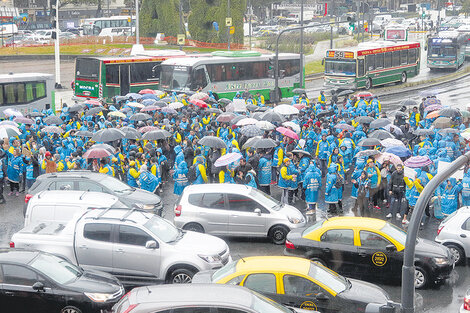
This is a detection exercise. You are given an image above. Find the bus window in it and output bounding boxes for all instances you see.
[375,53,384,69]
[76,58,100,80]
[409,49,416,64]
[4,84,16,104]
[191,67,208,90]
[357,59,365,77]
[106,64,120,85]
[392,51,400,67]
[400,50,408,64]
[130,62,161,83]
[17,84,26,103]
[384,52,392,68]
[366,55,375,71]
[0,86,3,105]
[279,59,300,77]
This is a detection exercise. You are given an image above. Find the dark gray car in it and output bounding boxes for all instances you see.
[26,171,163,215]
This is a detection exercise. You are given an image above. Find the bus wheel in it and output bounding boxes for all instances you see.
[401,72,407,83]
[365,78,372,90]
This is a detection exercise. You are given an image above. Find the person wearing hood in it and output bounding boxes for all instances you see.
[244,164,257,189]
[138,165,159,194]
[350,161,365,216]
[316,134,329,177]
[352,170,370,217]
[303,163,321,215]
[279,158,296,205]
[7,148,23,197]
[387,163,406,219]
[173,145,185,171]
[258,150,272,194]
[173,160,189,195]
[366,158,381,210]
[439,178,462,215]
[99,158,114,176]
[462,169,470,207]
[194,156,209,185]
[325,163,340,215]
[127,161,140,188]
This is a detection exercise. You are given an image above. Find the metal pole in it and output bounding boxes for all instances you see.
[227,0,231,51]
[107,0,110,17]
[330,24,333,49]
[135,0,140,44]
[401,152,470,313]
[356,0,360,41]
[361,2,365,42]
[300,0,304,88]
[179,0,183,51]
[248,0,252,50]
[54,0,61,89]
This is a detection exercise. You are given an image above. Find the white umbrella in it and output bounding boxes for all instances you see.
[381,138,405,148]
[236,118,258,127]
[126,102,145,109]
[169,102,184,109]
[282,121,301,134]
[384,124,404,135]
[0,125,21,138]
[190,92,209,100]
[273,104,299,115]
[3,108,23,118]
[0,120,19,127]
[256,120,275,131]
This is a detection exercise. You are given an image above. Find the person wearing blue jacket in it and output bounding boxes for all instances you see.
[325,164,340,215]
[257,152,272,194]
[7,148,23,196]
[279,158,296,204]
[316,134,329,177]
[173,161,189,195]
[352,170,371,217]
[439,178,463,215]
[245,166,257,189]
[0,157,4,203]
[138,165,159,194]
[303,164,321,214]
[462,170,470,206]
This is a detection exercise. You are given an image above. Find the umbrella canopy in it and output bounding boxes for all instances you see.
[142,99,157,106]
[273,104,299,115]
[138,126,159,133]
[292,88,306,94]
[90,143,115,153]
[243,137,277,149]
[44,116,64,125]
[214,152,243,167]
[218,98,232,106]
[355,116,374,124]
[413,128,434,136]
[91,128,125,142]
[142,129,171,141]
[42,126,64,134]
[0,125,21,138]
[282,121,301,134]
[404,155,433,168]
[262,111,285,123]
[0,121,18,127]
[384,146,412,158]
[83,99,102,106]
[337,89,354,97]
[190,92,209,101]
[141,94,158,100]
[355,91,374,98]
[160,97,173,103]
[139,89,157,95]
[433,117,452,129]
[276,126,299,140]
[292,149,311,157]
[316,110,335,119]
[3,109,23,118]
[140,105,161,112]
[125,93,142,100]
[439,108,462,118]
[13,117,34,125]
[154,101,168,107]
[217,113,236,123]
[236,118,258,127]
[126,102,145,109]
[358,138,382,147]
[75,130,93,137]
[380,138,405,148]
[334,123,355,131]
[68,104,84,113]
[161,107,177,114]
[355,149,380,158]
[198,136,227,149]
[206,97,217,104]
[190,99,208,108]
[293,103,306,111]
[423,98,441,107]
[169,102,184,109]
[115,96,129,103]
[83,148,112,159]
[369,118,391,129]
[424,104,443,112]
[120,126,142,139]
[375,152,403,166]
[256,120,275,131]
[29,111,44,117]
[207,108,223,114]
[439,128,460,135]
[369,130,394,140]
[425,110,440,119]
[108,111,127,118]
[240,125,264,137]
[383,124,403,135]
[85,107,105,116]
[400,99,418,107]
[246,104,259,112]
[130,113,152,121]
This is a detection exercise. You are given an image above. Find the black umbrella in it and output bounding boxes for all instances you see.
[44,115,64,125]
[85,107,105,116]
[439,128,460,135]
[242,137,277,149]
[358,138,382,147]
[355,116,374,124]
[142,129,171,140]
[261,111,285,123]
[218,98,232,105]
[205,97,217,104]
[91,128,125,142]
[230,115,246,125]
[29,111,44,117]
[413,129,434,136]
[240,125,264,138]
[393,111,409,119]
[251,112,264,121]
[246,104,259,112]
[292,149,312,157]
[355,149,380,158]
[207,108,223,114]
[400,99,418,107]
[130,113,152,121]
[198,136,227,149]
[68,104,84,113]
[293,88,306,95]
[90,143,115,153]
[115,95,129,103]
[369,118,391,129]
[120,126,142,139]
[75,130,93,137]
[337,89,354,97]
[316,110,335,118]
[439,108,462,118]
[369,129,394,140]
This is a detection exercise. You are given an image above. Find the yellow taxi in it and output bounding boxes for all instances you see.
[192,256,389,312]
[284,217,454,289]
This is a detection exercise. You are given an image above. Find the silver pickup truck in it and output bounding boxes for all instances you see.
[10,208,231,286]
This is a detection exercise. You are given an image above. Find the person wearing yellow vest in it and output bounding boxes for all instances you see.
[99,159,115,177]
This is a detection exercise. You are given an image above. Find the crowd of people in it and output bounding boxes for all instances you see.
[0,88,468,225]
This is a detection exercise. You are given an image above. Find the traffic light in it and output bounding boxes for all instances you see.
[51,31,57,39]
[268,58,275,77]
[347,16,356,31]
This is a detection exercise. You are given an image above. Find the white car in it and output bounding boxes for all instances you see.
[435,207,470,265]
[174,184,306,244]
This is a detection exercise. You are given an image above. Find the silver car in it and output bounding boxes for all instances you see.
[435,207,470,265]
[174,184,306,244]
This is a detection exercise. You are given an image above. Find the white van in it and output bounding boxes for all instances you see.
[24,190,124,227]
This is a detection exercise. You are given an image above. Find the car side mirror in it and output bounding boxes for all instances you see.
[316,292,329,301]
[386,244,397,252]
[254,208,262,216]
[32,282,44,291]
[145,240,158,249]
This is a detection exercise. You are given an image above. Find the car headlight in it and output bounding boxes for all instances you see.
[433,257,449,265]
[84,292,114,302]
[198,254,222,263]
[288,216,302,224]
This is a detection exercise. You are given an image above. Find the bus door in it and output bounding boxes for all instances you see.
[119,64,130,96]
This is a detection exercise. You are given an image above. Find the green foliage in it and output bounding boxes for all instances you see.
[462,0,470,16]
[140,0,180,37]
[260,33,337,53]
[188,0,247,44]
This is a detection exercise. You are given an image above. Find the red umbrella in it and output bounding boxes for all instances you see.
[355,91,374,98]
[138,126,159,133]
[293,103,306,110]
[139,89,157,95]
[83,100,102,106]
[83,148,112,159]
[276,126,299,140]
[190,99,208,108]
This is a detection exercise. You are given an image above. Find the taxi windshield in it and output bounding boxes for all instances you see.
[308,261,347,294]
[380,223,407,246]
[212,260,237,282]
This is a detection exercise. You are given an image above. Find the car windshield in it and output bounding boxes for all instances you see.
[249,189,280,210]
[429,45,456,57]
[144,216,180,243]
[99,176,133,193]
[212,260,237,282]
[308,261,347,294]
[325,60,356,76]
[160,65,191,90]
[30,254,82,285]
[302,220,324,236]
[252,291,293,313]
[380,222,407,246]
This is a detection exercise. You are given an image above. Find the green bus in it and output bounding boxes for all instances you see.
[427,31,467,70]
[159,51,302,101]
[323,41,421,90]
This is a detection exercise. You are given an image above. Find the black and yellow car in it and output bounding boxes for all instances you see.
[284,217,454,289]
[192,256,389,313]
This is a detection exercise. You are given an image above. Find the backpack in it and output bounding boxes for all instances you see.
[187,164,198,183]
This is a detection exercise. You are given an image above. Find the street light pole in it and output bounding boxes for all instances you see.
[248,0,252,50]
[299,0,304,88]
[54,0,61,89]
[179,0,184,51]
[227,0,231,50]
[135,0,140,44]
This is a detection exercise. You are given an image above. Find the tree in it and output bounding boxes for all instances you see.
[140,0,180,37]
[188,0,246,44]
[463,0,470,17]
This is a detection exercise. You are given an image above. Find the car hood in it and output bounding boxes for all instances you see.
[120,188,161,205]
[339,278,389,305]
[279,204,306,222]
[65,269,122,294]
[174,231,228,255]
[192,270,215,283]
[416,238,450,258]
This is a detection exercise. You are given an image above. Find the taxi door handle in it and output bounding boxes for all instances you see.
[461,234,467,238]
[358,252,367,257]
[322,248,330,253]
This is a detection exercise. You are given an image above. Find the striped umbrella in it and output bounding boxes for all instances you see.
[404,156,432,168]
[214,152,243,167]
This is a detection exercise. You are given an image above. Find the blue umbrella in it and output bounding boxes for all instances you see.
[141,94,158,100]
[385,146,412,158]
[142,99,157,106]
[126,93,142,100]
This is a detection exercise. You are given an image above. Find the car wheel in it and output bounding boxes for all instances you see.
[60,306,82,313]
[365,78,372,90]
[447,244,465,265]
[182,223,204,233]
[401,71,407,83]
[414,267,428,289]
[170,268,195,284]
[270,225,289,245]
[310,257,328,268]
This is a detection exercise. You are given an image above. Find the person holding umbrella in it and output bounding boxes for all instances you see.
[303,163,321,215]
[173,160,189,195]
[219,165,235,184]
[315,134,329,177]
[257,150,272,195]
[279,158,296,205]
[194,156,209,185]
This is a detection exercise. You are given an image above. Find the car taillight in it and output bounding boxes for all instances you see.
[25,194,33,204]
[285,239,295,250]
[437,226,444,235]
[9,242,14,248]
[464,296,470,310]
[175,205,182,217]
[122,304,138,313]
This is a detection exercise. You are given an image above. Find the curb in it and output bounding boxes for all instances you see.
[0,54,81,61]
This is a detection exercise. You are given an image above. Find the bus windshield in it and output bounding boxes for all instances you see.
[325,60,356,76]
[429,45,456,57]
[76,58,100,80]
[160,65,191,90]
